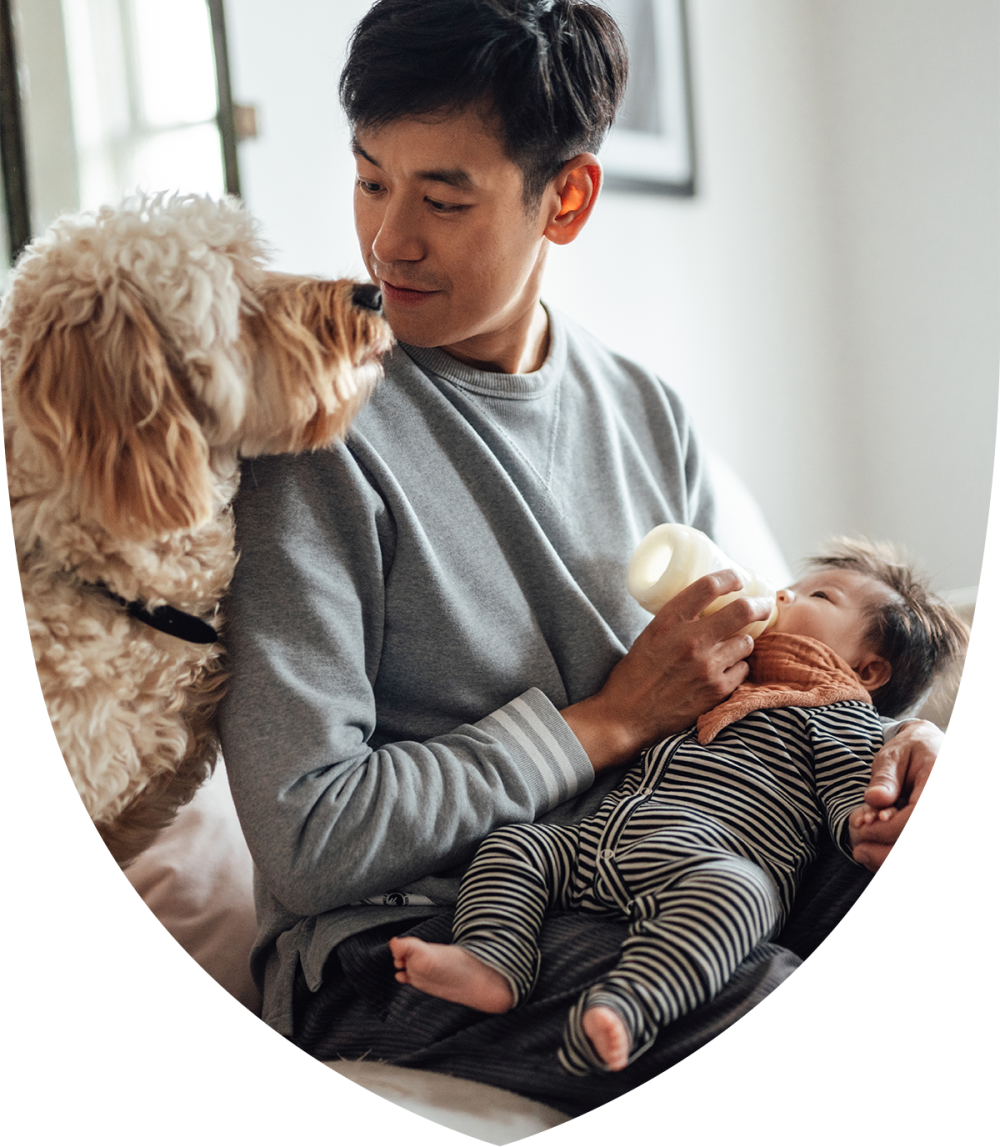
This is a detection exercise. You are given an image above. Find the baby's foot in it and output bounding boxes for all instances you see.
[389,936,515,1013]
[582,1005,631,1072]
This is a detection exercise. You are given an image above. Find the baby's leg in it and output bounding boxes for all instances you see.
[389,936,515,1012]
[559,854,781,1074]
[452,821,581,1004]
[393,821,581,1010]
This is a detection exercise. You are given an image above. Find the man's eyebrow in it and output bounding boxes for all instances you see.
[414,167,475,191]
[351,139,475,191]
[352,138,379,166]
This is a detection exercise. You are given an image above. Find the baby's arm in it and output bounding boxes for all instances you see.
[809,707,888,866]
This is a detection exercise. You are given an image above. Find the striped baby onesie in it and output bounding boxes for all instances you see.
[451,698,883,1073]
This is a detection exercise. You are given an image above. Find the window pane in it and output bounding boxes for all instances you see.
[128,122,225,198]
[131,0,217,128]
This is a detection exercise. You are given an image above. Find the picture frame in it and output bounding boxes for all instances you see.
[600,0,696,196]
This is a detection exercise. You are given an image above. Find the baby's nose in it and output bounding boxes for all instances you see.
[777,588,795,605]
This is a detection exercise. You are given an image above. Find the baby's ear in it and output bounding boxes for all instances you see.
[856,654,892,692]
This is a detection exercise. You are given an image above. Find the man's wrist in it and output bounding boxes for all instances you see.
[559,696,640,772]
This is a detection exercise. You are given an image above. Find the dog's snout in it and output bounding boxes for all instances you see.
[352,282,383,313]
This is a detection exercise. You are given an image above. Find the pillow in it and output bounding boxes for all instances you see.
[706,449,793,588]
[914,588,976,730]
[124,758,261,1014]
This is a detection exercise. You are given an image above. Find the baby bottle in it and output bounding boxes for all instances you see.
[628,524,778,639]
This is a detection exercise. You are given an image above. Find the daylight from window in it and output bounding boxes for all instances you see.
[60,0,224,209]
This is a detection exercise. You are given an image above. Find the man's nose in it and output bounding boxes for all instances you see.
[371,199,425,265]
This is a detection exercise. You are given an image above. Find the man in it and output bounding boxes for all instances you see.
[218,0,940,1114]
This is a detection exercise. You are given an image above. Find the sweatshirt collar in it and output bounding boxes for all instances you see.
[398,304,566,400]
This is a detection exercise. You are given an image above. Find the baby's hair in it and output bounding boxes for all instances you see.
[806,537,969,718]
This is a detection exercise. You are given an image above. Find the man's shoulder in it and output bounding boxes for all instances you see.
[545,304,685,405]
[548,304,647,369]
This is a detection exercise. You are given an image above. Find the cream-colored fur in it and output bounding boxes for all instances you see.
[1,193,392,865]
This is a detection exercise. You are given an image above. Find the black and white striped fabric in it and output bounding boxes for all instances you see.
[452,699,883,1074]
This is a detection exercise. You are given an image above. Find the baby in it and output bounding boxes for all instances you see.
[389,539,968,1075]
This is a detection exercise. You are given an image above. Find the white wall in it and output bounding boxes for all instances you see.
[812,0,998,590]
[225,0,997,590]
[226,0,371,278]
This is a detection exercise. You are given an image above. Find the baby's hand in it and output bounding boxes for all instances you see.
[848,803,901,858]
[850,802,900,828]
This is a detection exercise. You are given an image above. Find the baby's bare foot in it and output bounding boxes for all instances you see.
[582,1005,631,1072]
[389,936,515,1013]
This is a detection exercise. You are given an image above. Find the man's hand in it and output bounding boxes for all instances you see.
[561,570,772,772]
[851,719,943,871]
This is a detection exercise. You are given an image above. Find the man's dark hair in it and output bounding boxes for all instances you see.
[806,538,969,719]
[339,0,628,207]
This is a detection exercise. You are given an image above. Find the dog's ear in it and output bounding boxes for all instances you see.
[12,290,214,540]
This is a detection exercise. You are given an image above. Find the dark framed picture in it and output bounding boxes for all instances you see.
[600,0,696,196]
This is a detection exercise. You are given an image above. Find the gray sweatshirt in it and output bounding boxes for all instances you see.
[218,307,714,1034]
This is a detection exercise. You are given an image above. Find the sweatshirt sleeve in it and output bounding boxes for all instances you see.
[217,449,594,918]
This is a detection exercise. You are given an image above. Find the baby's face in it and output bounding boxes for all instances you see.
[771,568,893,668]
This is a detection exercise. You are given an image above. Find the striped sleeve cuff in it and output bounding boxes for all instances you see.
[477,687,595,812]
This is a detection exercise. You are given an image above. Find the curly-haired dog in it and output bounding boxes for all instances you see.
[2,194,392,865]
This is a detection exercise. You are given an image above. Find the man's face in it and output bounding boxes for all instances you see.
[352,109,551,358]
[771,568,894,669]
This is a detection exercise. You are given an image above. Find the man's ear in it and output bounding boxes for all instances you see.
[542,153,602,245]
[856,653,892,692]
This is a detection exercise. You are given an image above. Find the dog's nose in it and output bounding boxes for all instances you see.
[352,282,383,313]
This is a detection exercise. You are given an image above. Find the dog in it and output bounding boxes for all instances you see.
[2,193,392,866]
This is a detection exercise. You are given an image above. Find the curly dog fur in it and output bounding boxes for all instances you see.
[2,194,392,865]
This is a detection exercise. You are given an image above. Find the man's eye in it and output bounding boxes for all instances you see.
[426,198,467,213]
[357,178,383,194]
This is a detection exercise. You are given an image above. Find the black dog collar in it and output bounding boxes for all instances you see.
[96,585,219,645]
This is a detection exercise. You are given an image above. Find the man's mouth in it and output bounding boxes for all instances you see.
[380,280,441,306]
